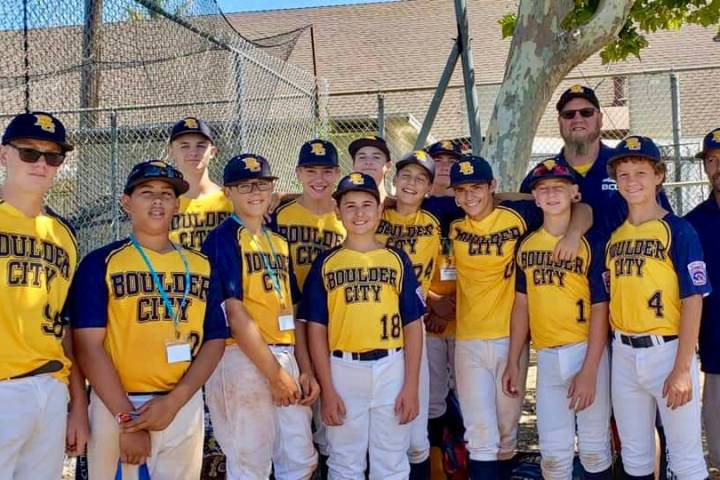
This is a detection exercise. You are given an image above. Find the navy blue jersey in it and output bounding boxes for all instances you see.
[685,195,720,373]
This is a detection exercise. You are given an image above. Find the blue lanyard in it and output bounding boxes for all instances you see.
[129,235,191,339]
[230,214,286,308]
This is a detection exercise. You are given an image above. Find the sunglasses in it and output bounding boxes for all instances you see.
[559,107,597,120]
[232,180,273,194]
[9,144,66,167]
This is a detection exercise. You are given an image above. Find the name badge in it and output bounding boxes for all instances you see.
[166,342,192,364]
[440,267,457,281]
[278,314,295,331]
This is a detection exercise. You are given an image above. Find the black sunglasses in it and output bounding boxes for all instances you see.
[8,144,66,167]
[559,107,597,120]
[134,164,183,179]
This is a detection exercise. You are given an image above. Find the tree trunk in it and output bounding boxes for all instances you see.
[481,0,633,190]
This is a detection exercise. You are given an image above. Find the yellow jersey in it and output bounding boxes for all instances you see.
[69,238,227,393]
[605,215,711,336]
[270,199,345,292]
[516,229,608,349]
[427,239,457,338]
[450,201,541,340]
[170,190,233,250]
[376,197,455,297]
[0,201,78,383]
[303,246,426,352]
[203,217,300,346]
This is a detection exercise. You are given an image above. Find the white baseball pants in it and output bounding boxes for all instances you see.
[455,337,528,462]
[0,374,68,480]
[326,349,411,480]
[87,389,204,480]
[536,342,612,479]
[611,335,707,480]
[207,344,317,480]
[408,331,430,464]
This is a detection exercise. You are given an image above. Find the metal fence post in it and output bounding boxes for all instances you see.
[109,110,120,241]
[669,72,683,213]
[377,91,385,138]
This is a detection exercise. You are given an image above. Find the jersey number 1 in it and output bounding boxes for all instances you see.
[380,314,401,340]
[576,299,587,323]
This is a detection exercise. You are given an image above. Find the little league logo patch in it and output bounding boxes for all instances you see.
[184,117,199,129]
[569,84,584,93]
[687,260,708,286]
[349,173,364,185]
[415,150,428,161]
[441,140,454,151]
[459,161,474,175]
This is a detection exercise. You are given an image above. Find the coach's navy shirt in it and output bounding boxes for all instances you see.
[520,142,673,234]
[685,195,720,374]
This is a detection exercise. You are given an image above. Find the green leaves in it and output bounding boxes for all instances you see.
[499,0,720,64]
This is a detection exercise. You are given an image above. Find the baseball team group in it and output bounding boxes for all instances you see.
[1,84,719,480]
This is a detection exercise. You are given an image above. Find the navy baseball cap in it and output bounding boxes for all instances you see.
[298,139,339,167]
[450,155,494,187]
[169,117,214,143]
[124,160,189,196]
[348,135,391,160]
[396,150,435,181]
[527,158,577,189]
[427,139,461,159]
[223,153,277,186]
[695,128,720,159]
[609,136,661,166]
[2,112,73,152]
[333,172,380,203]
[556,85,600,112]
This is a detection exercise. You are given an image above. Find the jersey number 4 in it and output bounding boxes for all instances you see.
[380,314,402,340]
[648,291,664,318]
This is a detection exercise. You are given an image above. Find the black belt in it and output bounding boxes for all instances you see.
[332,348,401,361]
[618,333,678,349]
[5,360,63,381]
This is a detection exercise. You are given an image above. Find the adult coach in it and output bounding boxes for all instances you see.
[0,112,88,478]
[685,127,720,470]
[520,85,672,233]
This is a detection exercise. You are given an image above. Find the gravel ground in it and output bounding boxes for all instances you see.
[61,354,720,479]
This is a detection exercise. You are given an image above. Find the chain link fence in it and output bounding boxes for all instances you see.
[325,67,719,215]
[0,0,326,255]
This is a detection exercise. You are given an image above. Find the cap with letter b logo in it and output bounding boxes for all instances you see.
[450,155,493,188]
[298,139,339,167]
[333,172,380,202]
[2,112,74,152]
[223,153,277,186]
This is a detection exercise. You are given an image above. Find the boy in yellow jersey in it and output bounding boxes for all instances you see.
[350,135,393,202]
[604,137,710,480]
[448,155,591,479]
[502,159,612,480]
[269,139,345,472]
[304,172,426,480]
[0,112,88,478]
[70,160,227,479]
[376,150,454,479]
[202,154,318,480]
[168,117,232,250]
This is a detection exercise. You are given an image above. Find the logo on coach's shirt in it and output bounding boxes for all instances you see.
[601,177,617,191]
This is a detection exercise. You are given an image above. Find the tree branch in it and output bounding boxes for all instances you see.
[569,0,634,58]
